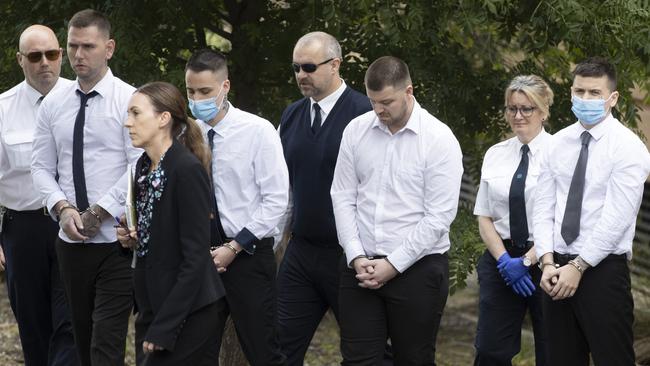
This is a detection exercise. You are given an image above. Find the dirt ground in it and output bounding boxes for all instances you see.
[1,273,648,366]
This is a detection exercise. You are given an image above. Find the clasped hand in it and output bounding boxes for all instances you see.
[60,204,106,241]
[353,257,398,290]
[496,253,535,297]
[115,214,137,249]
[540,264,581,300]
[210,241,241,273]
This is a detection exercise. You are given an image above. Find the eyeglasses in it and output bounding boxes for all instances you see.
[291,58,334,73]
[20,49,61,63]
[505,105,536,117]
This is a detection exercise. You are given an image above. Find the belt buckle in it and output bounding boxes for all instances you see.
[42,207,49,216]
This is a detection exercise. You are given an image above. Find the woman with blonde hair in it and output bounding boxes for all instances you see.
[473,75,554,365]
[117,81,225,365]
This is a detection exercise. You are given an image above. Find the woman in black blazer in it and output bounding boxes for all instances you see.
[117,81,226,365]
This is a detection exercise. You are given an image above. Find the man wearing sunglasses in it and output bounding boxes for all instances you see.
[31,10,140,366]
[277,32,373,365]
[0,25,78,366]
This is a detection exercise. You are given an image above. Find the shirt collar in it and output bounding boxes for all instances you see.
[76,67,113,97]
[204,101,234,138]
[371,97,421,135]
[576,113,614,142]
[514,129,549,156]
[22,80,44,106]
[310,79,347,115]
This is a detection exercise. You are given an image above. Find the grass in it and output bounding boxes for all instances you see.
[1,272,648,365]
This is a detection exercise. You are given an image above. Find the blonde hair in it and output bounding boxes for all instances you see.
[504,75,554,120]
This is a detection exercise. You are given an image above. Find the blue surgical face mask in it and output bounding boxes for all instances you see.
[571,94,613,126]
[188,84,225,122]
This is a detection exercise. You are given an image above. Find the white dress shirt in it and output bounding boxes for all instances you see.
[0,78,73,211]
[309,79,346,127]
[32,69,141,243]
[474,130,551,240]
[199,102,289,253]
[331,99,464,272]
[533,115,650,266]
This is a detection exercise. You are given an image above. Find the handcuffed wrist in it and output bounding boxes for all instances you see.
[222,242,240,255]
[84,206,102,223]
[57,203,78,219]
[538,262,558,271]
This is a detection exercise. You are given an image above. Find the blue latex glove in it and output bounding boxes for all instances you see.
[511,273,535,297]
[497,254,529,285]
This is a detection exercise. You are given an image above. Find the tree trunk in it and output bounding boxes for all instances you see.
[219,317,248,365]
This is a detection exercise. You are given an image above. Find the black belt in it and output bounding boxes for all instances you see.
[554,252,626,266]
[502,239,533,249]
[366,255,387,260]
[4,207,49,216]
[553,252,578,265]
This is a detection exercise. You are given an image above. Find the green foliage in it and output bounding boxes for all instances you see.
[448,205,484,295]
[1,0,649,280]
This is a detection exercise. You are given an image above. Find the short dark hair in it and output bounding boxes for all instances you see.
[364,56,412,91]
[572,56,617,91]
[185,49,228,76]
[68,9,111,37]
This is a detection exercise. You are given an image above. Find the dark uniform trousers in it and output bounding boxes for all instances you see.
[214,237,286,365]
[1,208,79,366]
[474,245,547,366]
[543,253,634,366]
[339,253,449,366]
[55,238,133,366]
[133,256,227,366]
[277,238,343,365]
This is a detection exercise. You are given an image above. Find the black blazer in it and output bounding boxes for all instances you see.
[133,140,225,351]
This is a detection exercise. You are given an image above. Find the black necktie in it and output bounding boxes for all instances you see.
[207,129,227,245]
[561,131,591,245]
[509,144,530,247]
[72,90,98,211]
[311,103,322,134]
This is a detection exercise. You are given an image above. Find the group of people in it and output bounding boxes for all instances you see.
[0,7,647,366]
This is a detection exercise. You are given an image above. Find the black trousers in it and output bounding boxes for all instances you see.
[339,253,449,366]
[215,238,286,365]
[56,239,133,366]
[474,248,546,366]
[1,209,78,366]
[543,253,634,366]
[135,287,226,366]
[277,238,342,365]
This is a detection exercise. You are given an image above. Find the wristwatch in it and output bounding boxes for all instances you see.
[522,254,532,267]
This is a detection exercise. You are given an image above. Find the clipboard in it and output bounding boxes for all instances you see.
[126,164,138,268]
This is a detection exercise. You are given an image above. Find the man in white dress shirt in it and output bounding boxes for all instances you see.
[533,57,650,365]
[331,56,463,365]
[0,24,78,366]
[31,10,139,366]
[184,49,289,365]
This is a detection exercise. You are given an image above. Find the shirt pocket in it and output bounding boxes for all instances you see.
[482,174,511,214]
[393,162,425,196]
[2,130,34,170]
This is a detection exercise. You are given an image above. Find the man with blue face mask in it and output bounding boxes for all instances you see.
[533,57,650,365]
[184,49,289,365]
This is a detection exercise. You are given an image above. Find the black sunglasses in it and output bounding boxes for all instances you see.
[20,49,61,63]
[291,58,334,73]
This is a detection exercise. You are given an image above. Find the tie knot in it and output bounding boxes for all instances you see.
[580,131,591,146]
[313,103,321,113]
[521,144,529,155]
[76,90,98,103]
[207,129,215,140]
